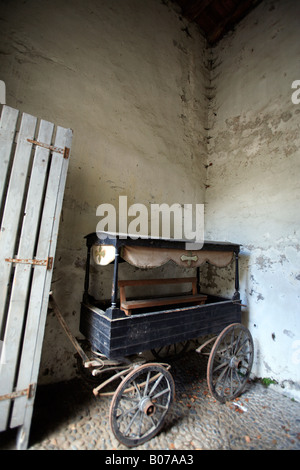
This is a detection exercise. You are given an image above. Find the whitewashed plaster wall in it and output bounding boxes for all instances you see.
[204,0,300,400]
[1,0,299,399]
[0,0,208,382]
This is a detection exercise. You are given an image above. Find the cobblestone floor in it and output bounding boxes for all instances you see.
[1,350,300,451]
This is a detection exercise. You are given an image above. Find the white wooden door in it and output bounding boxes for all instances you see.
[0,105,72,449]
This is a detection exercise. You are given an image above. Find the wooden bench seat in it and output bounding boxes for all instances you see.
[118,277,207,316]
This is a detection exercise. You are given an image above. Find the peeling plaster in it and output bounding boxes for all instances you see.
[283,329,294,339]
[204,0,300,399]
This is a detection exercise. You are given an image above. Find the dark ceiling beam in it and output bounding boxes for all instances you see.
[206,0,262,44]
[181,0,215,21]
[173,0,262,45]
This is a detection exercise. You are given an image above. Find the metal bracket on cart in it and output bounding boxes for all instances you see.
[92,361,171,397]
[49,294,172,400]
[196,336,218,356]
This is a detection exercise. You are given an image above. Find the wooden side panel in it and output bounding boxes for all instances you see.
[80,299,242,359]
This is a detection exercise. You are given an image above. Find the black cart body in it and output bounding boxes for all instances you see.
[80,232,242,359]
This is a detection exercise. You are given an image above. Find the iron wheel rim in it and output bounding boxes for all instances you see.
[207,323,254,403]
[109,363,175,447]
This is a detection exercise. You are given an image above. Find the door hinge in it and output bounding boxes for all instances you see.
[27,138,70,159]
[0,383,36,402]
[5,256,53,270]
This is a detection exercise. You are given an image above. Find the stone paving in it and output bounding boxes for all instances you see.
[1,350,300,451]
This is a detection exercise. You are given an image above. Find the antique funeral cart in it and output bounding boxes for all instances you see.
[75,232,254,447]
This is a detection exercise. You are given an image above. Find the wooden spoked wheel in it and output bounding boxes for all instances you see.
[109,363,175,447]
[207,323,254,403]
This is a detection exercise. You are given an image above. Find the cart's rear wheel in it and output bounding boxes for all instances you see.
[207,323,254,403]
[109,363,175,447]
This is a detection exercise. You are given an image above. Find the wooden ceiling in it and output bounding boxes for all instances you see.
[173,0,262,44]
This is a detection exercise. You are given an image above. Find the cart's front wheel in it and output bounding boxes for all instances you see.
[109,363,175,447]
[207,323,254,403]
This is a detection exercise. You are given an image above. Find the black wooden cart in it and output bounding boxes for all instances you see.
[76,232,253,447]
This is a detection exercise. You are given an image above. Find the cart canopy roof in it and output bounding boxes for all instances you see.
[86,232,240,268]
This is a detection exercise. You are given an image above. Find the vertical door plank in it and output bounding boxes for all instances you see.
[11,127,72,443]
[0,103,72,448]
[0,112,37,332]
[0,119,54,432]
[0,106,19,210]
